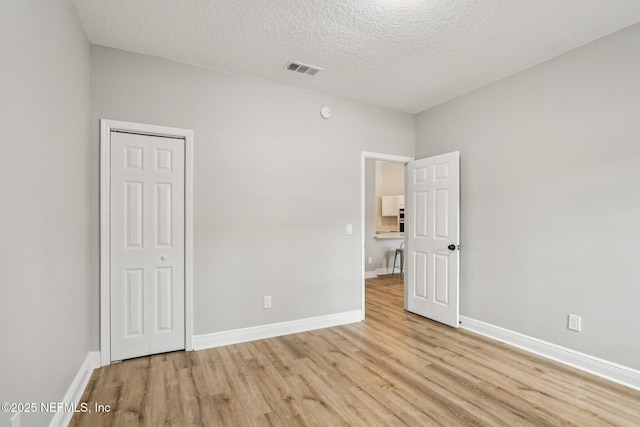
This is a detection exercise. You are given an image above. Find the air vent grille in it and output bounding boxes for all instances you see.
[285,61,322,76]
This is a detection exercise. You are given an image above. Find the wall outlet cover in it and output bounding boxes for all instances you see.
[568,314,581,332]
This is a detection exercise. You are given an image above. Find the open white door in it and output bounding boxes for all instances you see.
[405,151,460,328]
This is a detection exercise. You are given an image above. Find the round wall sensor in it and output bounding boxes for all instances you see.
[320,107,332,119]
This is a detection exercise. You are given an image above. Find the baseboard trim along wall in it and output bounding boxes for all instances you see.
[49,351,101,427]
[193,310,363,351]
[365,270,377,279]
[365,268,404,278]
[460,316,640,391]
[375,267,404,276]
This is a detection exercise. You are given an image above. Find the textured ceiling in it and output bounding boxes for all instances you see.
[73,0,640,113]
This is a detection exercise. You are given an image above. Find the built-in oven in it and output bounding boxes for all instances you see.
[398,208,405,233]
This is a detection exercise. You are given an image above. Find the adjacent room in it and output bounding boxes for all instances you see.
[365,159,406,278]
[2,0,640,425]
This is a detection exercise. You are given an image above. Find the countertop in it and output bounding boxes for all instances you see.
[374,232,405,240]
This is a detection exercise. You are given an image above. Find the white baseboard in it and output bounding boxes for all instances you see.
[375,267,391,275]
[49,351,100,427]
[375,267,405,276]
[193,310,363,351]
[460,316,640,391]
[368,268,404,277]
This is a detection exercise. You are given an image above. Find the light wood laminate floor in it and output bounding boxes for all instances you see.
[72,276,640,426]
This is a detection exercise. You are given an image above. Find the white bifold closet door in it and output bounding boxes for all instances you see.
[110,131,185,361]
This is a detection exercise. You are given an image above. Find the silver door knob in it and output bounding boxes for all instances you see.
[161,255,167,261]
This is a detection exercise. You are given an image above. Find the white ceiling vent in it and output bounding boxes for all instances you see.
[285,61,322,76]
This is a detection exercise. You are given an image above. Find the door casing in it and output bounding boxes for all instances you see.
[100,119,194,367]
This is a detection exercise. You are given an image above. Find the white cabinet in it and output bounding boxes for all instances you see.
[381,195,405,217]
[381,196,398,217]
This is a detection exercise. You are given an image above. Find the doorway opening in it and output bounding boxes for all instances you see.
[360,152,413,319]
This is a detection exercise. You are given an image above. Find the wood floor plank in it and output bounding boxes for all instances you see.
[72,275,640,426]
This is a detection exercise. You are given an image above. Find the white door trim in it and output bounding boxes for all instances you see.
[100,119,194,367]
[360,152,414,318]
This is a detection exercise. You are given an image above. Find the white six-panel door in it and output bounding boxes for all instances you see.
[110,131,185,361]
[405,151,460,328]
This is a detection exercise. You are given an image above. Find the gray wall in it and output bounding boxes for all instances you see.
[90,46,414,340]
[0,1,91,425]
[415,23,640,370]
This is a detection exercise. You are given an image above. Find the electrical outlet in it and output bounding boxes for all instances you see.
[568,314,581,332]
[368,257,373,264]
[263,296,272,309]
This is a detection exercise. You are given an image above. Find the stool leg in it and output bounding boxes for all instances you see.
[392,251,398,275]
